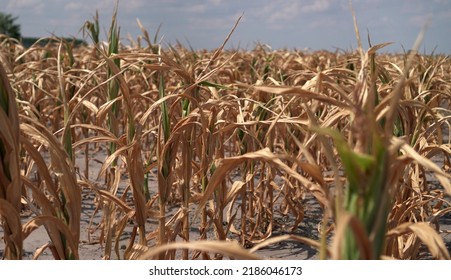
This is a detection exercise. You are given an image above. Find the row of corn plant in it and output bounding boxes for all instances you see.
[1,8,450,259]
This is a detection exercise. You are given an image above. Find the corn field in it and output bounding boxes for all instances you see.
[0,11,450,260]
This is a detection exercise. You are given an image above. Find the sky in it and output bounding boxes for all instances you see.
[2,0,451,53]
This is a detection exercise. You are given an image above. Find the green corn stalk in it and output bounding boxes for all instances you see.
[100,4,123,259]
[84,11,100,49]
[103,49,148,258]
[339,66,390,259]
[107,6,120,164]
[340,132,388,259]
[56,42,77,260]
[262,56,273,81]
[157,70,172,258]
[327,8,397,259]
[139,22,161,203]
[317,124,388,259]
[244,98,275,239]
[82,11,100,180]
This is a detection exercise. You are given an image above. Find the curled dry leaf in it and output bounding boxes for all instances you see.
[386,222,450,260]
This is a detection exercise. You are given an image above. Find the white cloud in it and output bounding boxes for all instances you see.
[64,2,85,11]
[183,0,225,14]
[7,0,41,9]
[208,0,222,5]
[121,0,146,12]
[253,0,335,29]
[188,11,242,30]
[300,0,332,13]
[186,4,208,13]
[256,0,300,25]
[269,5,299,24]
[7,0,45,14]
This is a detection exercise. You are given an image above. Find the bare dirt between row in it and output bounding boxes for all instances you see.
[1,146,450,260]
